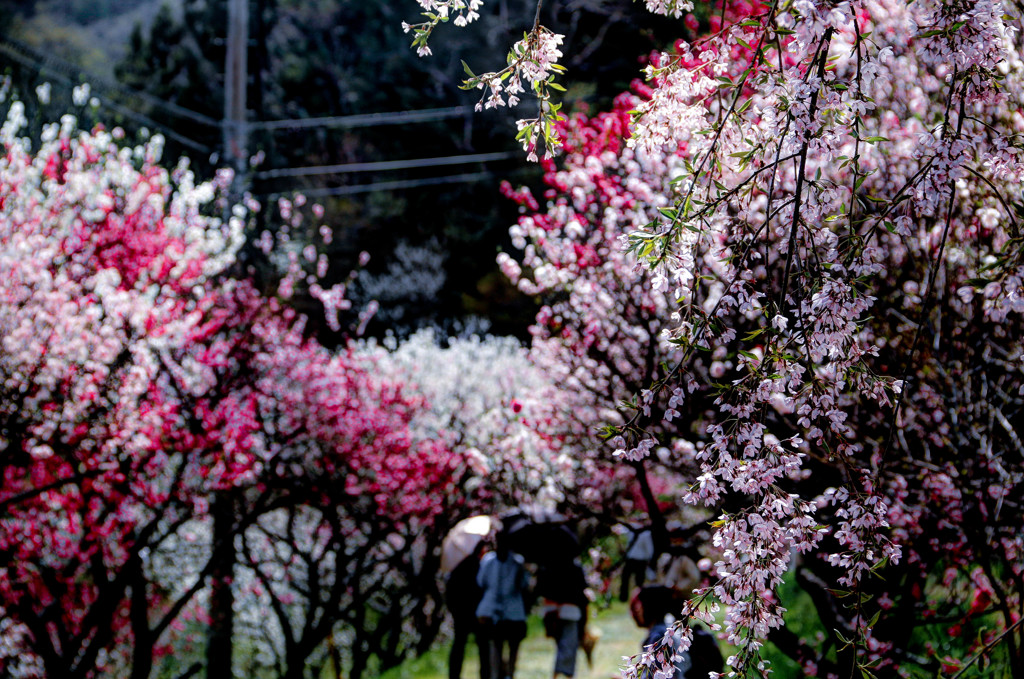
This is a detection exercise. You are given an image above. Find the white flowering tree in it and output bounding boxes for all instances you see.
[359,329,628,515]
[407,0,1024,676]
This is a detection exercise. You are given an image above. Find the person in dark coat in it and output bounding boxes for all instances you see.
[633,585,723,679]
[446,542,490,679]
[536,558,590,679]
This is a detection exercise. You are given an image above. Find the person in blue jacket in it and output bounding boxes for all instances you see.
[476,530,529,679]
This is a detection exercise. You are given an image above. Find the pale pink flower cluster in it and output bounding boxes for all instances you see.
[356,329,591,509]
[628,54,718,157]
[471,29,565,158]
[517,30,564,85]
[402,0,483,56]
[642,0,695,19]
[824,488,903,587]
[468,0,1024,671]
[611,0,1024,670]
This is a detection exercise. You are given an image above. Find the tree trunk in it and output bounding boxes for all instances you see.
[129,551,154,679]
[206,492,236,678]
[632,459,669,553]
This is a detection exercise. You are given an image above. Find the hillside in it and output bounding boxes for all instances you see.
[4,0,176,77]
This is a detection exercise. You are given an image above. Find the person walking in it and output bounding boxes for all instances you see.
[536,558,590,679]
[620,524,654,601]
[476,531,529,679]
[445,542,489,679]
[632,585,723,679]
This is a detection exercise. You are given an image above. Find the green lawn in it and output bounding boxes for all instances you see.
[381,601,648,679]
[378,580,816,679]
[380,573,1019,679]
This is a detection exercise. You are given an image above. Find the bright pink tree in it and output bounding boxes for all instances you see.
[162,289,466,679]
[0,102,466,679]
[0,104,246,678]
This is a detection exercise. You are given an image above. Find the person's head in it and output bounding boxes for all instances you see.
[634,586,680,627]
[495,529,510,559]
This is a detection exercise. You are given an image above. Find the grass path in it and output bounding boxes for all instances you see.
[382,601,646,679]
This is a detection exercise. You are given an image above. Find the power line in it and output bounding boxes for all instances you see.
[0,33,513,194]
[0,37,221,128]
[255,106,471,131]
[0,40,212,152]
[1,37,476,136]
[255,151,513,180]
[263,172,494,199]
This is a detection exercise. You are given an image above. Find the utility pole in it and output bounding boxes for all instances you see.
[207,3,249,677]
[223,0,249,201]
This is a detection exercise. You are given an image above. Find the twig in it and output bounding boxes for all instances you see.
[949,616,1024,679]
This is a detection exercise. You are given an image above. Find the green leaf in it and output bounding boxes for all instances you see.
[461,60,476,77]
[741,327,764,341]
[868,609,882,628]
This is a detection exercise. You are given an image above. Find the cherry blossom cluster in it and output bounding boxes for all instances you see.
[492,0,1024,669]
[463,27,567,161]
[405,1,567,161]
[642,0,695,19]
[612,0,1022,672]
[402,0,484,56]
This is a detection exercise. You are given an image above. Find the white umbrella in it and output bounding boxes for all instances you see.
[440,515,498,574]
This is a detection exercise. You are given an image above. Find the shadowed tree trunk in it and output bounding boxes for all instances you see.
[207,492,237,678]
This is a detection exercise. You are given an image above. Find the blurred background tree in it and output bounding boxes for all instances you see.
[1,0,682,341]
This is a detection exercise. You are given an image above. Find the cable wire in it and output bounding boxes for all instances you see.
[255,106,471,131]
[0,41,212,152]
[0,36,221,128]
[261,171,494,199]
[255,151,513,180]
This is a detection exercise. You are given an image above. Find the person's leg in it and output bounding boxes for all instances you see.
[620,560,643,601]
[489,630,505,679]
[506,620,528,679]
[496,637,511,679]
[449,623,469,679]
[552,619,579,678]
[476,627,492,679]
[477,622,497,679]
